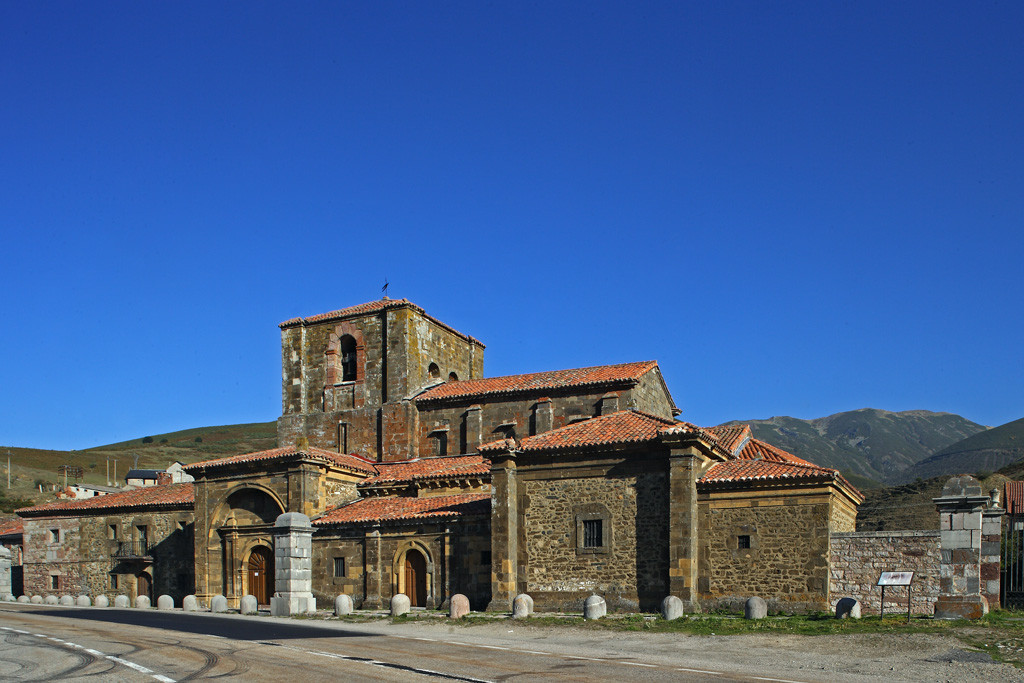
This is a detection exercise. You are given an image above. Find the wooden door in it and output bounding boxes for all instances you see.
[248,546,273,605]
[404,550,427,607]
[136,572,151,601]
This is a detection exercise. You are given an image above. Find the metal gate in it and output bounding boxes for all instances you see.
[1002,514,1024,608]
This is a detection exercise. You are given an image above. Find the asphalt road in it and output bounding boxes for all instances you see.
[0,604,779,682]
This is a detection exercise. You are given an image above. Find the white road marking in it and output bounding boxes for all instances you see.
[5,627,176,682]
[752,678,807,683]
[271,643,493,682]
[620,661,656,667]
[679,668,722,675]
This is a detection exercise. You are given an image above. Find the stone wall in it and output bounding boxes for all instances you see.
[520,467,668,612]
[22,509,194,601]
[698,491,832,612]
[311,516,490,610]
[829,530,940,615]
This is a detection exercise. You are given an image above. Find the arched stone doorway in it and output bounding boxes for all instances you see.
[247,546,274,605]
[404,549,427,607]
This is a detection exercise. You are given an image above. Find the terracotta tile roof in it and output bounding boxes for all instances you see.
[737,438,816,466]
[705,425,751,456]
[279,298,483,345]
[480,409,679,453]
[360,455,489,487]
[16,483,194,517]
[184,446,377,476]
[698,459,863,500]
[418,361,660,403]
[1005,481,1024,515]
[314,493,490,525]
[0,518,23,537]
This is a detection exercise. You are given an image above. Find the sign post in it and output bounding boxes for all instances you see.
[877,571,914,622]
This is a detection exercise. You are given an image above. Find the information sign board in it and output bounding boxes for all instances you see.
[877,571,914,586]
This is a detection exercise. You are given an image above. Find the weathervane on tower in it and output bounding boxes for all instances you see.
[382,277,389,299]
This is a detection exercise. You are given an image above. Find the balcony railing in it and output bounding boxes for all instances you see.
[112,541,153,558]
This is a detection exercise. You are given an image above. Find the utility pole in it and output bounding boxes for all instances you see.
[7,450,10,489]
[106,457,109,486]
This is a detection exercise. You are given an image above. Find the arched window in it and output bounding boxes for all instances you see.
[340,335,357,382]
[448,372,459,382]
[427,362,440,380]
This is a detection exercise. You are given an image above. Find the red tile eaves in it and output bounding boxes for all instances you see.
[1005,481,1024,515]
[315,493,490,525]
[360,455,489,487]
[480,409,679,453]
[417,361,660,403]
[183,446,377,476]
[0,518,23,536]
[17,483,194,517]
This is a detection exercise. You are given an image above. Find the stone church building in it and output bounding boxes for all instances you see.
[17,298,862,613]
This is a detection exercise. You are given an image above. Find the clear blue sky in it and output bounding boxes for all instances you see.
[2,2,1022,451]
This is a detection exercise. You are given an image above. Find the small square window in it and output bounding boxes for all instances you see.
[108,524,117,540]
[333,557,346,578]
[110,574,119,590]
[583,519,603,548]
[738,535,751,549]
[49,529,60,544]
[50,575,59,590]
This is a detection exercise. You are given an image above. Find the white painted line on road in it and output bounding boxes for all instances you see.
[752,677,808,683]
[475,644,506,650]
[270,642,494,682]
[518,650,547,655]
[620,661,656,667]
[678,668,722,675]
[5,626,177,683]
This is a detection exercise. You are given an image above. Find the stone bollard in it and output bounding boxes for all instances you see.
[114,594,130,608]
[59,595,74,606]
[334,594,353,616]
[449,594,470,619]
[744,597,767,620]
[94,595,109,608]
[44,595,58,605]
[182,595,199,612]
[211,595,228,613]
[30,595,43,604]
[584,595,606,620]
[76,595,91,607]
[390,593,411,617]
[661,595,684,621]
[135,595,151,609]
[2,594,14,602]
[834,597,861,619]
[18,595,30,603]
[512,593,534,619]
[157,595,174,611]
[240,595,258,614]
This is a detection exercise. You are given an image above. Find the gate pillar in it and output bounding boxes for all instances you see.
[270,512,315,616]
[933,475,994,619]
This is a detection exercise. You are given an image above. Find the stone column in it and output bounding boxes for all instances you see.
[0,545,11,596]
[270,512,315,616]
[667,447,702,611]
[464,405,483,453]
[362,528,382,609]
[533,398,552,435]
[933,475,991,619]
[486,447,518,612]
[981,488,1005,608]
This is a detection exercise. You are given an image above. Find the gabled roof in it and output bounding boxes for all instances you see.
[480,409,679,453]
[704,425,752,456]
[737,438,816,466]
[1005,481,1024,515]
[17,483,195,517]
[698,459,863,501]
[418,361,661,403]
[0,518,23,537]
[360,455,489,488]
[125,469,161,479]
[314,493,490,525]
[183,446,377,476]
[278,298,483,346]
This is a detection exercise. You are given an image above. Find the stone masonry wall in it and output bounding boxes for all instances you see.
[698,494,831,612]
[22,510,194,602]
[521,469,668,612]
[829,531,940,615]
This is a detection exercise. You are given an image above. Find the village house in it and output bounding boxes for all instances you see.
[16,298,862,613]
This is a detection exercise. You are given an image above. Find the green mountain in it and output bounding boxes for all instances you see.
[727,409,987,485]
[1,421,277,505]
[901,417,1024,483]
